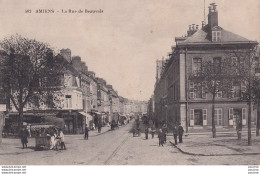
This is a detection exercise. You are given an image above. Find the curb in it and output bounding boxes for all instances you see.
[169,141,260,156]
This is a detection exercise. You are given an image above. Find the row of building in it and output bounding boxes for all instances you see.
[1,48,147,134]
[148,3,259,131]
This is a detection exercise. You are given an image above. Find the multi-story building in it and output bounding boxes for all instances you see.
[88,71,98,112]
[71,56,93,129]
[154,3,258,130]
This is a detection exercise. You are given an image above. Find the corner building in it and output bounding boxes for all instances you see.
[154,3,258,130]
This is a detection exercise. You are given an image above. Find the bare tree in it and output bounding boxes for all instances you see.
[190,59,233,138]
[252,76,260,136]
[227,45,259,145]
[0,34,65,130]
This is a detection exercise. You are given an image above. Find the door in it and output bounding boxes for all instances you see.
[194,109,203,126]
[233,109,242,128]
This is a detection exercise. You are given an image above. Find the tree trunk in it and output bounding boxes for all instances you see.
[248,63,252,146]
[0,112,3,144]
[212,93,216,138]
[256,105,260,136]
[18,108,24,131]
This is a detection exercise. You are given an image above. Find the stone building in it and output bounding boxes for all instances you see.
[154,3,258,130]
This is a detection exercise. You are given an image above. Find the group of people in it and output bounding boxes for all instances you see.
[49,128,66,150]
[157,123,184,146]
[19,126,66,150]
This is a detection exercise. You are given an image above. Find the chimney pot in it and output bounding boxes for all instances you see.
[192,24,195,30]
[196,25,199,30]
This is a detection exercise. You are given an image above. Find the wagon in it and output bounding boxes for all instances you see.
[35,135,51,150]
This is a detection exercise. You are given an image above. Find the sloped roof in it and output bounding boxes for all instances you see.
[177,24,257,46]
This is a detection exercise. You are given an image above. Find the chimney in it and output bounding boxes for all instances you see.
[187,25,192,36]
[60,49,71,62]
[192,24,195,31]
[208,3,218,29]
[72,56,82,72]
[88,71,95,78]
[202,21,205,28]
[196,25,199,30]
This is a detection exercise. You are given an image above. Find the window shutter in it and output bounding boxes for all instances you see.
[203,109,207,125]
[189,81,194,99]
[219,108,223,125]
[242,108,246,125]
[202,82,206,99]
[190,109,194,126]
[229,108,234,126]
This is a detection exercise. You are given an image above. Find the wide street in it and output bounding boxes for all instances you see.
[0,121,259,165]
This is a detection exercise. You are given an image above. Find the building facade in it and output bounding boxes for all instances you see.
[154,3,259,130]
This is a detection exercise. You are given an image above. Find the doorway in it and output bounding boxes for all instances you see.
[194,109,203,126]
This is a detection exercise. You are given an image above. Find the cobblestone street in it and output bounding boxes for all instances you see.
[0,122,259,165]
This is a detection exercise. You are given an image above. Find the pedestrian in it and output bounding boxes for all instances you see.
[158,129,164,146]
[151,125,155,139]
[20,127,29,149]
[98,123,102,133]
[59,129,66,150]
[162,124,168,143]
[49,128,55,149]
[178,123,184,143]
[84,125,89,140]
[173,124,178,145]
[145,127,149,139]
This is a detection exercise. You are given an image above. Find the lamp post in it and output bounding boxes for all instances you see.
[165,104,168,127]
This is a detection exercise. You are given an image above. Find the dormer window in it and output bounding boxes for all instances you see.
[212,31,221,42]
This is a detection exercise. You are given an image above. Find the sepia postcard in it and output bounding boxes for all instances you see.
[0,0,259,173]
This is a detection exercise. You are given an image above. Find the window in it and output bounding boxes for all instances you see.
[194,83,202,98]
[212,31,221,42]
[214,108,222,125]
[213,57,221,72]
[189,81,206,99]
[255,57,260,74]
[193,58,202,75]
[216,81,222,98]
[65,95,72,108]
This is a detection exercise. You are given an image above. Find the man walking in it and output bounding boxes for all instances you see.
[145,127,149,139]
[173,124,178,145]
[158,129,164,146]
[151,125,155,139]
[84,125,89,140]
[162,124,167,143]
[178,123,184,143]
[20,127,29,149]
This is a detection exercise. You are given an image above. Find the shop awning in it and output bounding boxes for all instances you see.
[78,112,92,118]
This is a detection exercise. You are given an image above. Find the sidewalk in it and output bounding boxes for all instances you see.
[169,132,260,156]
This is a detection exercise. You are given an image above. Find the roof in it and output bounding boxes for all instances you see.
[177,24,258,46]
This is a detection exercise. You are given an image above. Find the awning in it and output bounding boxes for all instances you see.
[78,112,92,119]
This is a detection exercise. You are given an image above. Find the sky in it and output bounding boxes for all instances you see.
[0,0,259,101]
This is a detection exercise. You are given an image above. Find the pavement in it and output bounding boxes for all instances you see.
[168,132,260,156]
[0,121,259,165]
[0,122,128,156]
